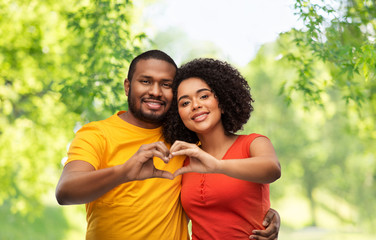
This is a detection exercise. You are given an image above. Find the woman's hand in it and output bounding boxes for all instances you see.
[170,140,220,177]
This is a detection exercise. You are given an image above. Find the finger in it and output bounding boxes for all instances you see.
[153,141,171,158]
[151,149,170,163]
[251,228,277,238]
[249,232,277,240]
[139,143,169,162]
[268,208,280,229]
[152,169,174,180]
[170,141,185,153]
[171,149,196,158]
[262,209,276,227]
[173,166,191,177]
[254,209,280,239]
[139,148,169,164]
[170,140,194,153]
[142,141,167,151]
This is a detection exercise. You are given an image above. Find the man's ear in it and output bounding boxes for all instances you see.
[124,78,130,96]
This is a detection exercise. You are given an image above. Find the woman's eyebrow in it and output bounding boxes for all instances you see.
[178,88,211,102]
[197,88,211,94]
[178,95,189,102]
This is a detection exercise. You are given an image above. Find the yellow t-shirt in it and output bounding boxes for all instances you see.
[66,111,188,240]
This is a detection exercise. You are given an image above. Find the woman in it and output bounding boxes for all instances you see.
[163,58,281,239]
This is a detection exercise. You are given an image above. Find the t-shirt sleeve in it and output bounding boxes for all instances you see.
[65,123,106,170]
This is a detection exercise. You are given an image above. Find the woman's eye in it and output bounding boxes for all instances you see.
[200,94,209,99]
[181,101,190,107]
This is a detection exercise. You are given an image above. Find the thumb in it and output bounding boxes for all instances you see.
[153,169,174,180]
[173,166,190,178]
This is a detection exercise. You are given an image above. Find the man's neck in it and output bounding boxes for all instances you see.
[118,111,162,129]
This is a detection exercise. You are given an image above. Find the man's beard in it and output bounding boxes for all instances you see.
[127,88,167,124]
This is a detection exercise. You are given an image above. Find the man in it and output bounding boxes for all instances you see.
[56,50,280,240]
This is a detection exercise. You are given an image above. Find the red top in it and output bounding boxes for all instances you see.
[181,134,270,240]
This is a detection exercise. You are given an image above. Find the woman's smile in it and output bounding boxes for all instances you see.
[191,112,209,121]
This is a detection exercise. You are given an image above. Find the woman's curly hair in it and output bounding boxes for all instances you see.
[163,58,254,144]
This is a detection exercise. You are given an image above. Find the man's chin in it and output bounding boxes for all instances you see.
[138,111,166,124]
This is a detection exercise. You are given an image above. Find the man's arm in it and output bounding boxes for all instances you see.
[55,142,173,205]
[249,208,280,240]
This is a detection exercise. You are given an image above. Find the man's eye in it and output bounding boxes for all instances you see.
[141,80,150,84]
[162,83,172,88]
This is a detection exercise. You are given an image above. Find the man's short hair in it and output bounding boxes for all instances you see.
[127,50,177,81]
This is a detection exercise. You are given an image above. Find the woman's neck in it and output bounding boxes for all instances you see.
[197,128,238,160]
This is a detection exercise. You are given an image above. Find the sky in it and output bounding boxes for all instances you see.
[141,0,303,66]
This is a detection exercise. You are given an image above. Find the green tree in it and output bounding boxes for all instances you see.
[275,2,376,230]
[59,0,147,121]
[243,35,376,231]
[0,0,144,225]
[284,0,375,106]
[0,0,77,216]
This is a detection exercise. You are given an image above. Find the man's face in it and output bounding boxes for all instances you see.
[125,59,176,126]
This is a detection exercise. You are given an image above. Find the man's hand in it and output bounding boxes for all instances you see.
[123,141,174,181]
[249,208,280,240]
[56,141,174,205]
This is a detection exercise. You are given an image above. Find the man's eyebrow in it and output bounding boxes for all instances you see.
[139,75,173,81]
[138,75,152,79]
[177,88,211,102]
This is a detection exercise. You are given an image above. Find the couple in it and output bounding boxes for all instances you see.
[56,50,281,240]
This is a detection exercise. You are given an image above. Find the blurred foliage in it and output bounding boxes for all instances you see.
[282,0,376,108]
[0,201,69,240]
[270,2,376,231]
[0,0,144,219]
[243,31,375,232]
[0,0,375,238]
[59,0,147,120]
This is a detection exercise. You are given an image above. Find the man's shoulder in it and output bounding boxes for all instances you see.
[83,112,123,128]
[75,114,117,136]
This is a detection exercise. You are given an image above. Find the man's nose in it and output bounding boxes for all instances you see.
[148,83,162,97]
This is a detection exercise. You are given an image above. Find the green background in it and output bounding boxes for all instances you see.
[0,0,375,239]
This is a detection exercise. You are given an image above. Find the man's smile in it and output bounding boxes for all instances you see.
[143,99,165,110]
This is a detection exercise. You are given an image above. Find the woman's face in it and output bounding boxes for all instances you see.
[176,77,223,135]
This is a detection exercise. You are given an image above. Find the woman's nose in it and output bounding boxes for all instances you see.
[191,98,202,110]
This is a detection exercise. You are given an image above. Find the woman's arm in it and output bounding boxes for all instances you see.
[218,137,281,183]
[170,137,281,183]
